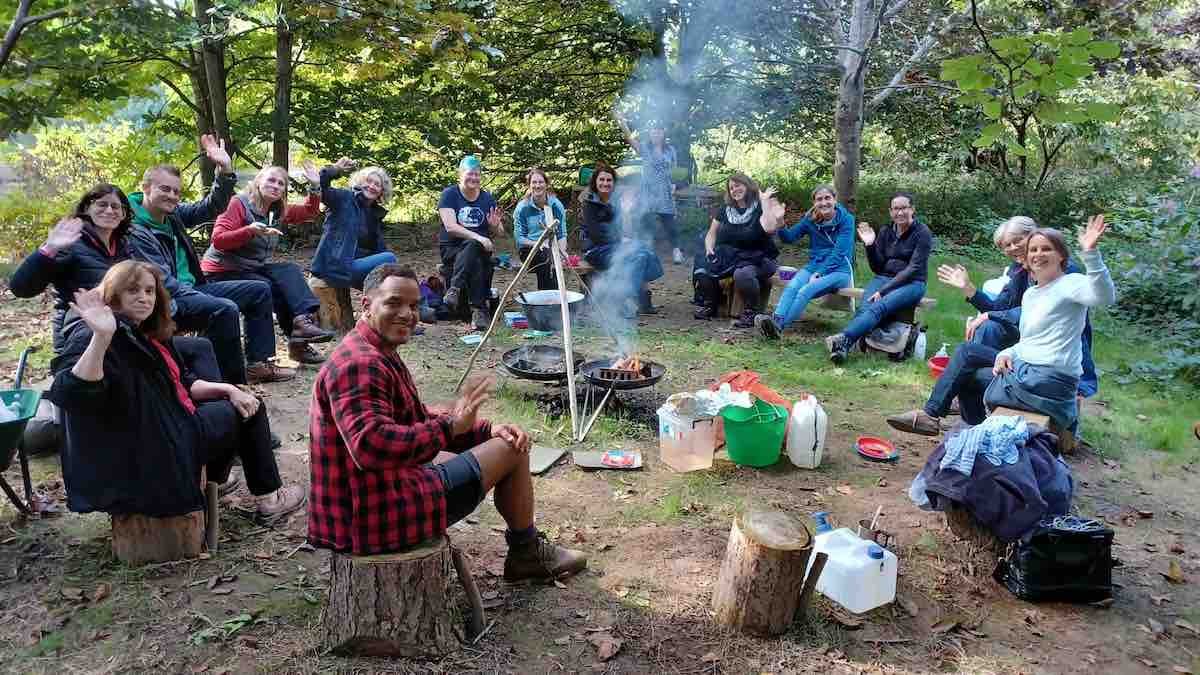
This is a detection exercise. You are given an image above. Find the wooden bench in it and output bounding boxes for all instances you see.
[320,535,484,657]
[989,406,1076,455]
[309,276,355,333]
[821,287,937,324]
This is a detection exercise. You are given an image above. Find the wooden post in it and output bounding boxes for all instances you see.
[204,481,219,555]
[712,509,813,636]
[455,226,555,391]
[321,536,482,657]
[111,512,206,565]
[545,205,580,440]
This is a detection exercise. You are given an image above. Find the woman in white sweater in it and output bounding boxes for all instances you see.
[887,216,1114,435]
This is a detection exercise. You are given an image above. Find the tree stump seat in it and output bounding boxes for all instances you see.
[308,276,356,333]
[712,509,815,636]
[111,476,219,566]
[718,273,778,318]
[320,535,485,658]
[821,287,937,324]
[989,405,1075,455]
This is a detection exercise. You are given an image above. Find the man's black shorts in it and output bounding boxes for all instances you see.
[430,451,485,526]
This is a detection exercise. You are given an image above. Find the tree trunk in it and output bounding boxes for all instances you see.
[712,509,814,636]
[272,2,293,168]
[195,0,234,171]
[321,536,476,658]
[111,511,205,565]
[187,48,216,188]
[832,0,876,213]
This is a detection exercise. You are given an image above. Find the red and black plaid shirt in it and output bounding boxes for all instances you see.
[308,320,491,554]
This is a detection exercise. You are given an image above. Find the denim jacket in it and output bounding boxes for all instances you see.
[312,167,388,287]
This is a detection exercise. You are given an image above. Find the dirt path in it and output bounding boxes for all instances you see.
[1,246,1198,674]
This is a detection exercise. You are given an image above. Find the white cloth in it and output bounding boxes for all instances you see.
[1001,249,1115,377]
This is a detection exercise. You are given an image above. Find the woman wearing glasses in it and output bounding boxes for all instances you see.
[824,192,933,363]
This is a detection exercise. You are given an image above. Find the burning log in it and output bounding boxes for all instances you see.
[598,354,647,382]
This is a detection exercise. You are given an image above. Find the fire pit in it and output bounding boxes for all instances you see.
[579,356,666,391]
[502,345,584,382]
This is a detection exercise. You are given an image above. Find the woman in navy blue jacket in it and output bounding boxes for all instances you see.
[308,157,398,290]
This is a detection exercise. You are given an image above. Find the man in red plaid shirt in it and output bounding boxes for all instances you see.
[308,264,586,581]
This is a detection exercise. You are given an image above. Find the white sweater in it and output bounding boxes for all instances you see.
[1000,249,1116,377]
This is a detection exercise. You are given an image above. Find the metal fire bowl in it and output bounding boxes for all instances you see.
[579,358,667,391]
[502,345,584,382]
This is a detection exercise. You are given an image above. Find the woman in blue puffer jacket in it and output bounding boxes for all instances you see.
[308,157,398,290]
[755,184,855,339]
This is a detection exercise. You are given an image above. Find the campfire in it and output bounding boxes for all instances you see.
[599,354,648,381]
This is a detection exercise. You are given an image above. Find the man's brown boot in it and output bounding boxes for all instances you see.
[291,314,335,343]
[247,361,297,384]
[288,340,325,365]
[503,533,588,582]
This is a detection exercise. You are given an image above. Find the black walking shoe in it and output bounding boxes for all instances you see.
[755,314,781,339]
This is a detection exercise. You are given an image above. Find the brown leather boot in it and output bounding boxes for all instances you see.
[503,533,588,582]
[288,340,325,365]
[290,314,335,343]
[247,361,297,384]
[253,485,307,526]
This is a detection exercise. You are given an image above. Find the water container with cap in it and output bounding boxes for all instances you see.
[914,328,927,360]
[786,395,828,469]
[805,528,898,614]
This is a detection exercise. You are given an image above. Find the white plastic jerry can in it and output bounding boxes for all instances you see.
[808,528,898,614]
[786,394,828,469]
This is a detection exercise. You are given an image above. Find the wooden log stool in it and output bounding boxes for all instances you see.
[308,275,356,333]
[320,536,485,658]
[989,406,1076,455]
[712,509,815,636]
[111,474,219,565]
[718,274,777,319]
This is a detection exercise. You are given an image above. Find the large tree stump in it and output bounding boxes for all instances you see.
[111,511,205,565]
[320,536,484,658]
[309,276,356,333]
[712,509,814,635]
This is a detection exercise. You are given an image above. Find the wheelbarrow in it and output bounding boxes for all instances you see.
[1,347,42,514]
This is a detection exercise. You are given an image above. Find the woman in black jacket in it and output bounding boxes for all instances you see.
[694,173,784,326]
[47,261,305,523]
[579,162,664,316]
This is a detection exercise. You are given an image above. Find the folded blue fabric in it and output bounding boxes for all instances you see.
[940,415,1029,475]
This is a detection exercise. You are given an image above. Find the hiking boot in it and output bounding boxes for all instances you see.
[503,533,588,582]
[254,485,307,526]
[288,340,325,365]
[291,314,335,343]
[247,361,297,384]
[443,286,461,309]
[637,289,658,315]
[825,333,849,364]
[472,306,492,331]
[693,304,716,320]
[733,308,756,329]
[270,433,282,450]
[755,313,781,339]
[672,247,684,265]
[885,409,942,436]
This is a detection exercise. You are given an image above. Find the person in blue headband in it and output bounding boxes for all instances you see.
[437,155,506,330]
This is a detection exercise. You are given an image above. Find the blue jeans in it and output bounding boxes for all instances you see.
[970,318,1020,350]
[175,280,276,383]
[350,251,398,290]
[924,342,998,424]
[841,275,926,342]
[774,269,850,329]
[207,263,321,337]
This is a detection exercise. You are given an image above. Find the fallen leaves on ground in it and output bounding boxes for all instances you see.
[1163,559,1187,584]
[1176,620,1199,637]
[587,632,622,661]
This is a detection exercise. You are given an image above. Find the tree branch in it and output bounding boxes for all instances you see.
[867,11,968,111]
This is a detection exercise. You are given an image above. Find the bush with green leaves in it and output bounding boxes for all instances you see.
[0,122,194,261]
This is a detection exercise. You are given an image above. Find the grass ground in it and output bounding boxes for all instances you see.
[1,242,1198,674]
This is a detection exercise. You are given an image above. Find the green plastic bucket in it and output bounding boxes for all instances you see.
[721,399,787,467]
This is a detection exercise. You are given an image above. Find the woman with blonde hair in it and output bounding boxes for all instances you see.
[309,157,399,290]
[47,261,305,523]
[201,164,334,364]
[512,167,568,290]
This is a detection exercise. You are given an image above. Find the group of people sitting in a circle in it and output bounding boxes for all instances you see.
[9,124,1113,574]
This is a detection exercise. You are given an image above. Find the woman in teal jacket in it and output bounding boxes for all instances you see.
[512,168,568,290]
[756,184,855,339]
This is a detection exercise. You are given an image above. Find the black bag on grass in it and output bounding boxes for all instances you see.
[993,516,1114,603]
